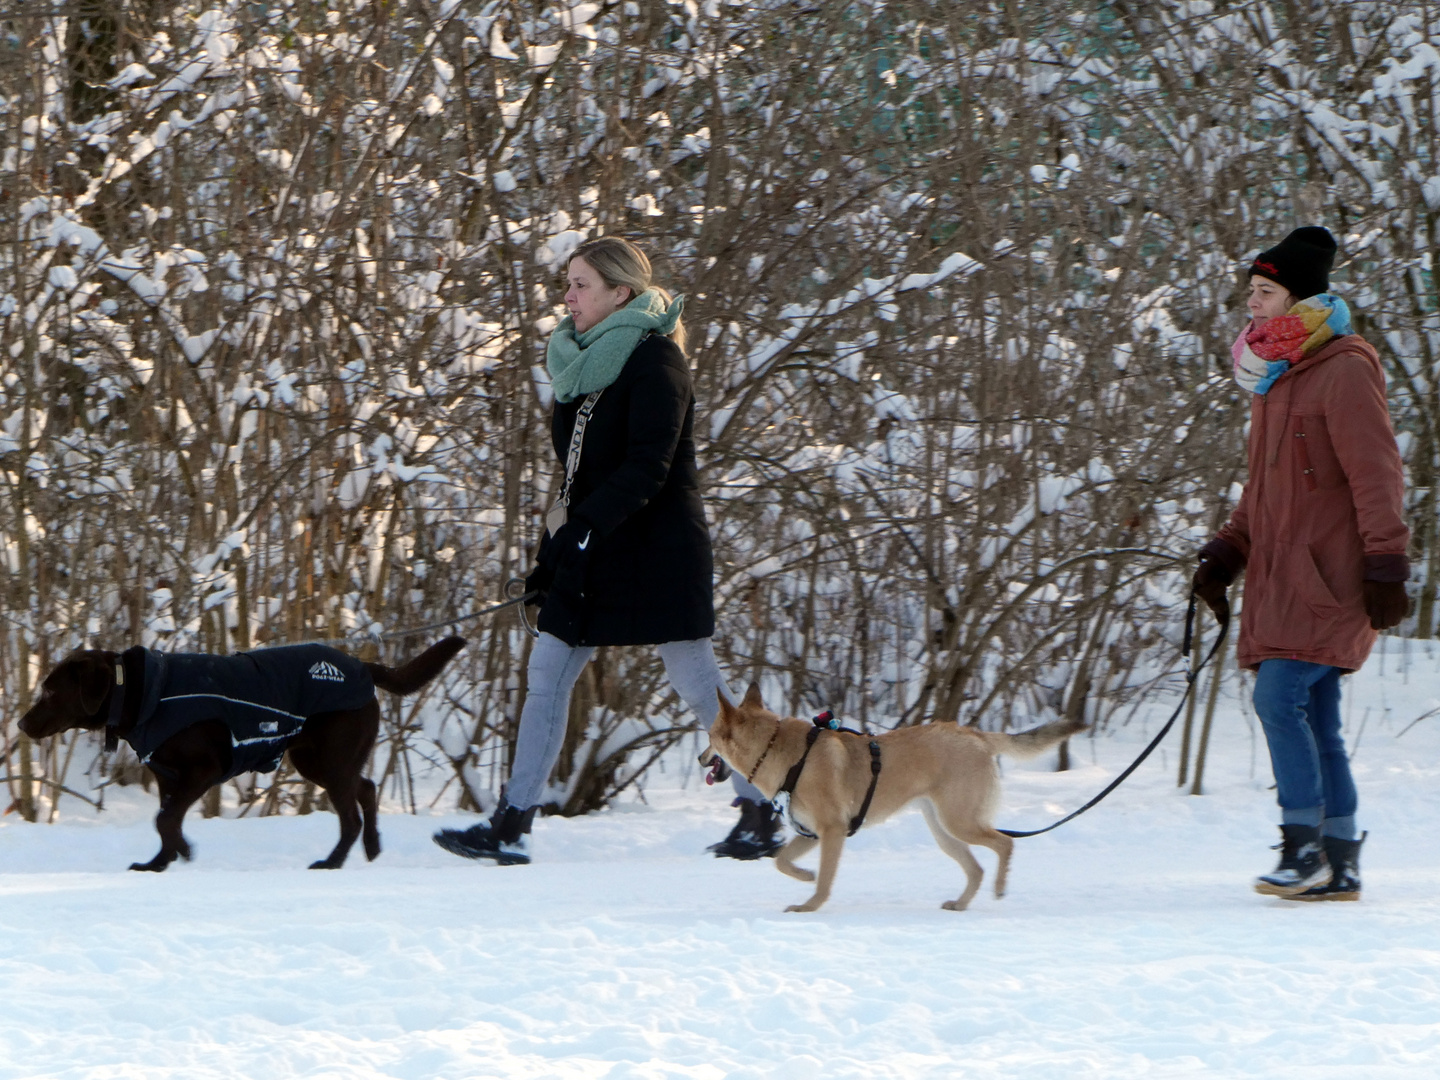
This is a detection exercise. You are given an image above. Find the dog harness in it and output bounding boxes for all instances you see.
[777,715,883,839]
[107,645,375,782]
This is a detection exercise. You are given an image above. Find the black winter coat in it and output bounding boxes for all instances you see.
[537,333,716,647]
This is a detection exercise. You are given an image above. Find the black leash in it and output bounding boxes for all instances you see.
[254,581,537,650]
[999,592,1229,839]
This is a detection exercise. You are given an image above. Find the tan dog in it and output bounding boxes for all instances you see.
[701,685,1085,913]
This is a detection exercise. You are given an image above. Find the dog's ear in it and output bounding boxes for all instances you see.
[742,682,765,709]
[716,688,734,719]
[77,657,113,716]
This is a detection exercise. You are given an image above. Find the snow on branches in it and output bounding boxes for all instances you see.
[3,0,1439,820]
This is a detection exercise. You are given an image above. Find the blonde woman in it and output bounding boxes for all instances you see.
[435,238,779,863]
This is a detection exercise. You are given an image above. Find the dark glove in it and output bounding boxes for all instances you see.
[1192,556,1233,623]
[1363,580,1409,631]
[536,518,594,645]
[523,561,553,602]
[1192,538,1243,623]
[537,518,592,578]
[550,521,593,602]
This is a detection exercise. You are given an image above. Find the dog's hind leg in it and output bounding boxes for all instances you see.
[312,784,361,870]
[774,834,819,882]
[785,828,845,913]
[358,777,381,861]
[920,801,984,912]
[289,743,362,870]
[288,704,381,869]
[972,828,1014,899]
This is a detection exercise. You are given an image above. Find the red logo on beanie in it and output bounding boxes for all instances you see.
[1254,261,1278,274]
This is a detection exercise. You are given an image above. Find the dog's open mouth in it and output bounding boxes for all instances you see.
[702,753,732,786]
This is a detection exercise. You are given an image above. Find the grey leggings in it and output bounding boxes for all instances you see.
[505,633,765,810]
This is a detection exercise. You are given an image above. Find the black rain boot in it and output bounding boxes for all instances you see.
[1254,823,1330,897]
[1288,832,1365,902]
[706,798,784,860]
[433,801,538,865]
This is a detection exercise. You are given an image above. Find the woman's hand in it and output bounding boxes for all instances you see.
[541,518,592,573]
[1362,580,1409,630]
[1192,556,1233,622]
[538,517,594,606]
[523,562,554,602]
[534,518,593,643]
[1193,538,1244,623]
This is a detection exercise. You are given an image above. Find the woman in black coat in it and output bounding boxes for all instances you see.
[434,238,778,864]
[536,328,715,648]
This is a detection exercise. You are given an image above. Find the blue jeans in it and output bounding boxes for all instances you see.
[1252,659,1357,839]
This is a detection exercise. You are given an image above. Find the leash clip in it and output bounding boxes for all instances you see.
[507,577,541,639]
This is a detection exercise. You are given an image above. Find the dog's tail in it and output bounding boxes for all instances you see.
[368,636,466,695]
[975,716,1086,761]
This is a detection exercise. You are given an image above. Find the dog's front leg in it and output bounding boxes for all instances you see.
[130,766,217,872]
[130,791,195,872]
[774,835,819,882]
[785,828,844,913]
[130,725,227,871]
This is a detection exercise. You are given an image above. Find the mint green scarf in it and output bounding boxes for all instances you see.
[546,288,684,404]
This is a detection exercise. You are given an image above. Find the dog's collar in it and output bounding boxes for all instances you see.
[104,658,126,753]
[104,646,151,753]
[744,723,784,785]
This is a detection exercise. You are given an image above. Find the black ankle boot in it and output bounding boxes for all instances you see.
[1254,823,1330,896]
[1288,832,1365,902]
[433,801,538,865]
[706,799,784,860]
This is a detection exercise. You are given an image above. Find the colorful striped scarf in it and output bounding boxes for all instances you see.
[1232,293,1353,395]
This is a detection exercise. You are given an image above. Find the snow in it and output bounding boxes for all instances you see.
[3,640,1440,1078]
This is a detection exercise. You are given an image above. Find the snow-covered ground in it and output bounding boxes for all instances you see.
[3,637,1439,1079]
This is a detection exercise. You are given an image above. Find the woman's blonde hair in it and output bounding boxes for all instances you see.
[569,236,686,354]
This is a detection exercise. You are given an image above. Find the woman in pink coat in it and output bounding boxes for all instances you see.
[1193,226,1410,902]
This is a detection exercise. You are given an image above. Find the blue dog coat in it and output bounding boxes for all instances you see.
[122,645,375,781]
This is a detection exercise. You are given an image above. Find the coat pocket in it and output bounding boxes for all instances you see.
[1292,413,1344,491]
[1249,543,1344,651]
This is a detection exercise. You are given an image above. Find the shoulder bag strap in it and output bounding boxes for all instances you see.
[547,389,603,535]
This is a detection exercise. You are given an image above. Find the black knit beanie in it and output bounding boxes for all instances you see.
[1248,226,1337,300]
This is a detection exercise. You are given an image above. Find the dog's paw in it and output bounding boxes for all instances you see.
[940,900,969,912]
[784,902,822,913]
[128,860,168,873]
[308,858,342,870]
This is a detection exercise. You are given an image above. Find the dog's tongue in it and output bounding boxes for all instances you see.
[705,759,722,786]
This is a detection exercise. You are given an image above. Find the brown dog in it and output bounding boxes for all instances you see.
[18,637,465,871]
[701,685,1084,913]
